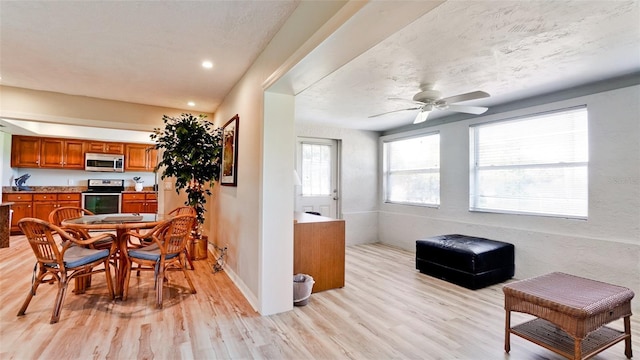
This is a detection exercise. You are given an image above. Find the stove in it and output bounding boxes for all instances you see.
[82,179,124,214]
[85,179,125,193]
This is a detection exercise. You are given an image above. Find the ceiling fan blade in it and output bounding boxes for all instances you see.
[413,110,431,124]
[446,104,489,115]
[368,107,421,118]
[440,91,490,104]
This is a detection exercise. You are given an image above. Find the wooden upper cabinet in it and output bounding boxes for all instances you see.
[63,140,86,169]
[11,136,41,167]
[38,138,86,169]
[87,141,124,154]
[125,144,158,172]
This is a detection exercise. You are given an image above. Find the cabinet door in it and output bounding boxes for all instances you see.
[145,193,158,213]
[64,140,85,169]
[33,194,58,221]
[11,136,41,168]
[105,142,124,154]
[87,141,124,154]
[3,193,33,233]
[40,138,65,168]
[125,144,155,171]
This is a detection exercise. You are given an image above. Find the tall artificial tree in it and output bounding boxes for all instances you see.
[151,113,222,229]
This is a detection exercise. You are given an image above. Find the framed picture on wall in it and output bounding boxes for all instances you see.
[221,114,239,186]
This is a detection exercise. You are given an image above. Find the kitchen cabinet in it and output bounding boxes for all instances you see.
[121,192,157,213]
[11,136,40,167]
[39,138,85,169]
[12,136,85,169]
[125,144,158,172]
[293,212,345,293]
[2,193,33,233]
[86,141,124,154]
[2,192,81,233]
[32,193,82,221]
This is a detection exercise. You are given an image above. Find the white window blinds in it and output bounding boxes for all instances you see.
[470,107,588,218]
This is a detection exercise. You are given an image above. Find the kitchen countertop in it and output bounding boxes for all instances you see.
[2,186,156,193]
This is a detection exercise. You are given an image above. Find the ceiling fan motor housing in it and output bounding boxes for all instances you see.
[412,89,442,103]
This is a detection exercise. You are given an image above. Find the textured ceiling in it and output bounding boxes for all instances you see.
[0,0,299,113]
[0,1,639,133]
[295,0,640,131]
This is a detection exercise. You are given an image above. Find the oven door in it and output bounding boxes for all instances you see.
[82,193,122,214]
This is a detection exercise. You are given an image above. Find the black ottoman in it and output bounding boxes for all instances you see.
[416,234,514,290]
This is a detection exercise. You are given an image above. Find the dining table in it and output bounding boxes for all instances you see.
[62,213,168,299]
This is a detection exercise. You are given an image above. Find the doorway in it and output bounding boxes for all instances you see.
[295,137,340,218]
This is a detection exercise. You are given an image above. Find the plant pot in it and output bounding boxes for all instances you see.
[134,183,144,192]
[190,235,208,260]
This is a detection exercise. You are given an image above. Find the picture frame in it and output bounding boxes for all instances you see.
[221,114,239,186]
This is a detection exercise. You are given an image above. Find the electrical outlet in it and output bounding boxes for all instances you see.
[67,179,75,186]
[163,181,173,190]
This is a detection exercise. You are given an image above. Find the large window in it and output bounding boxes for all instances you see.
[383,133,440,206]
[470,107,588,218]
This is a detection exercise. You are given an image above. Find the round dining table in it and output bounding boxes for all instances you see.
[62,213,168,299]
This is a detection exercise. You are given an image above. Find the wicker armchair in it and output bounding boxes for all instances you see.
[17,218,116,324]
[168,206,197,269]
[48,206,95,241]
[122,214,197,308]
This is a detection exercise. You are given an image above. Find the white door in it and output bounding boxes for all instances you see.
[295,137,340,218]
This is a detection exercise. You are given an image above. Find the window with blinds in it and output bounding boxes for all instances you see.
[383,132,440,206]
[469,107,588,218]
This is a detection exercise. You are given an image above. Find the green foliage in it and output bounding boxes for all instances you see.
[150,113,222,225]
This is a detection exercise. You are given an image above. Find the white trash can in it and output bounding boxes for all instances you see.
[293,274,314,306]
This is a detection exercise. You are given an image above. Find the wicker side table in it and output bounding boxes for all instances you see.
[503,272,634,360]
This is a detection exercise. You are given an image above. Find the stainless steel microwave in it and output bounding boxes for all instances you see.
[85,153,125,172]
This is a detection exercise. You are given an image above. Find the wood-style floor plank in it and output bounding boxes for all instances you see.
[1,235,638,359]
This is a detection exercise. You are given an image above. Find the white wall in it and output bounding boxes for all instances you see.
[208,1,350,315]
[295,124,380,246]
[378,85,640,313]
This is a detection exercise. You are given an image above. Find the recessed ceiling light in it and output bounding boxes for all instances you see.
[187,101,195,107]
[202,61,213,69]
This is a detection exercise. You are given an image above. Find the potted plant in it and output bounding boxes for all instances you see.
[133,176,144,192]
[150,113,222,233]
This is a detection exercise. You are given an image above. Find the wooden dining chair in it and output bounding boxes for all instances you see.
[122,214,197,308]
[17,218,117,324]
[168,206,197,269]
[49,206,104,248]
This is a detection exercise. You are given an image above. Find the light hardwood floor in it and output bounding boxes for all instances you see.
[1,235,637,359]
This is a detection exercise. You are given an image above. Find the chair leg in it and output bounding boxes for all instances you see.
[17,271,47,316]
[156,266,165,309]
[103,259,115,300]
[123,258,133,301]
[182,265,197,295]
[50,278,70,324]
[184,248,195,270]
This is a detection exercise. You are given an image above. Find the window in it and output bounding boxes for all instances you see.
[383,133,440,206]
[470,107,588,218]
[300,142,332,196]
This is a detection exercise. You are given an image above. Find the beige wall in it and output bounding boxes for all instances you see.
[0,85,213,215]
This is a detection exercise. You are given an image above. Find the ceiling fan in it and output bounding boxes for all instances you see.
[369,86,490,124]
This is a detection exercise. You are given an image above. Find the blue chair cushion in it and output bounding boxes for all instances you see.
[129,244,180,262]
[63,247,110,268]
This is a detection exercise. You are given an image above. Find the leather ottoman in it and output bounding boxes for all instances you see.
[416,234,514,290]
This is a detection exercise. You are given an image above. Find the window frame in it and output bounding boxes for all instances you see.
[382,131,441,207]
[469,106,589,219]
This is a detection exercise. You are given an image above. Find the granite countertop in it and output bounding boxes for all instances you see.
[2,186,86,193]
[1,202,14,206]
[2,186,156,193]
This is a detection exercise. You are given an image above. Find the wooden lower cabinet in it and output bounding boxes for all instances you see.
[121,192,158,213]
[293,212,345,293]
[2,192,81,233]
[2,193,33,233]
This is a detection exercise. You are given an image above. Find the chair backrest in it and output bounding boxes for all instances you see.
[168,206,196,216]
[49,206,95,226]
[18,218,71,266]
[155,214,196,255]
